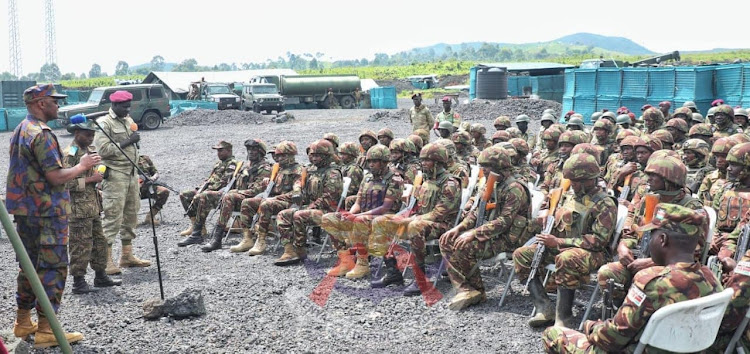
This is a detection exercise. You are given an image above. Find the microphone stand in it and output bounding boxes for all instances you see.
[84,112,165,300]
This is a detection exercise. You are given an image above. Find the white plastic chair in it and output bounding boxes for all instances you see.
[702,206,717,264]
[633,288,733,354]
[531,189,544,219]
[312,177,351,262]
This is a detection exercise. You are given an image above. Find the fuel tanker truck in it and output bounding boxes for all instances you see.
[250,74,361,109]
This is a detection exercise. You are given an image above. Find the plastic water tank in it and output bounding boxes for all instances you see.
[476,67,508,99]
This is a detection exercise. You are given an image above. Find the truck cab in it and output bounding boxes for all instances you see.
[202,83,241,110]
[241,83,284,114]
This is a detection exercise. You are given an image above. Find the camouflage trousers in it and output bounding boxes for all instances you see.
[441,233,510,293]
[596,261,637,303]
[140,184,169,211]
[68,216,106,276]
[513,244,606,289]
[542,326,607,353]
[216,190,254,229]
[14,215,68,313]
[320,213,377,251]
[182,190,222,225]
[240,196,292,235]
[278,208,324,248]
[370,214,449,265]
[102,170,139,245]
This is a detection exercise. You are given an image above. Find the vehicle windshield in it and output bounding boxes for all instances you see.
[87,89,105,104]
[251,85,278,94]
[207,85,231,94]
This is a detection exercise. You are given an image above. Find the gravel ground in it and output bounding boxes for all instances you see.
[0,100,589,354]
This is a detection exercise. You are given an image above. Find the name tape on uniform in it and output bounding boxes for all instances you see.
[627,284,647,307]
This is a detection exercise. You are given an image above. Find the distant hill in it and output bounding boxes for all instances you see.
[554,33,654,55]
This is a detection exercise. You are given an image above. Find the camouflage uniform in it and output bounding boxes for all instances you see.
[592,119,615,164]
[389,139,420,185]
[214,158,272,230]
[409,104,434,132]
[544,205,719,353]
[179,150,240,223]
[699,137,738,206]
[642,107,666,134]
[713,105,743,139]
[436,139,469,188]
[435,109,461,130]
[452,131,478,166]
[713,247,750,351]
[540,131,583,196]
[716,143,750,261]
[137,155,168,212]
[682,138,714,194]
[604,136,642,202]
[64,142,106,277]
[470,123,492,151]
[337,142,364,197]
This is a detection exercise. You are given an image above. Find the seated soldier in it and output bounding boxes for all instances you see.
[377,128,394,148]
[682,138,714,194]
[356,130,378,168]
[137,155,169,226]
[469,123,491,151]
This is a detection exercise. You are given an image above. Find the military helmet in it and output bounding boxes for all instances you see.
[637,135,662,152]
[322,133,340,148]
[459,121,471,132]
[593,119,614,132]
[407,134,424,152]
[682,101,697,110]
[244,138,268,154]
[419,143,449,164]
[620,135,641,148]
[478,146,512,171]
[509,137,530,157]
[688,123,713,137]
[506,127,522,138]
[591,111,603,122]
[414,129,430,144]
[601,111,617,123]
[403,138,417,155]
[730,133,750,144]
[735,108,749,118]
[308,139,334,156]
[616,128,638,142]
[682,138,710,158]
[452,131,472,146]
[615,114,631,126]
[337,142,361,157]
[645,156,687,187]
[711,137,738,155]
[515,114,530,123]
[567,116,585,128]
[542,109,555,116]
[727,142,750,167]
[665,118,688,133]
[359,130,378,143]
[389,138,409,153]
[366,144,390,161]
[435,138,457,157]
[672,107,693,119]
[707,106,718,118]
[497,142,518,161]
[649,149,681,163]
[562,153,600,180]
[274,140,298,155]
[691,113,705,123]
[492,130,511,142]
[470,123,487,135]
[542,127,562,142]
[643,107,665,124]
[438,120,454,131]
[558,130,583,146]
[541,113,556,123]
[377,127,395,140]
[715,104,735,117]
[651,129,674,144]
[494,116,511,128]
[570,143,603,164]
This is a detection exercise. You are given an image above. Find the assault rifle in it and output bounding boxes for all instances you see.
[735,224,750,263]
[635,193,660,258]
[707,255,723,281]
[397,172,423,217]
[474,172,499,228]
[206,161,244,232]
[248,163,281,230]
[525,178,570,292]
[184,179,211,217]
[138,176,179,194]
[618,174,632,202]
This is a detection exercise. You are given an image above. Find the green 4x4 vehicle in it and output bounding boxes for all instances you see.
[58,84,170,130]
[241,83,284,114]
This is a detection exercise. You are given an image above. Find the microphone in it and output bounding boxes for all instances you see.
[130,123,139,149]
[70,113,87,124]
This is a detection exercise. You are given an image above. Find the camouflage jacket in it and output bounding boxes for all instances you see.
[435,110,461,128]
[236,159,273,195]
[301,164,343,212]
[712,122,743,138]
[271,162,303,199]
[520,132,536,151]
[447,161,469,189]
[713,187,750,233]
[457,148,478,166]
[623,192,703,250]
[137,155,158,178]
[355,170,404,213]
[584,262,721,352]
[459,175,530,245]
[203,156,241,192]
[389,160,419,185]
[472,137,492,151]
[409,105,434,132]
[593,141,614,166]
[601,152,621,180]
[514,163,537,186]
[63,142,101,218]
[699,169,727,206]
[607,162,643,202]
[414,169,461,224]
[718,249,750,337]
[686,162,715,194]
[540,157,565,196]
[550,188,617,253]
[94,109,138,175]
[540,149,560,175]
[339,160,364,197]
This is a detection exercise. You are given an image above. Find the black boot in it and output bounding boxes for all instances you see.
[403,265,428,297]
[201,227,224,252]
[72,276,99,294]
[178,224,204,247]
[555,288,576,328]
[93,270,122,287]
[371,257,404,288]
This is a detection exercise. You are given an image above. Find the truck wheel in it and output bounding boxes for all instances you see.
[141,111,161,130]
[339,95,355,109]
[265,109,272,115]
[253,104,261,113]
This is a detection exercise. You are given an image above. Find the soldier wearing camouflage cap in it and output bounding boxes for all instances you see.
[665,118,689,150]
[436,120,454,139]
[682,139,714,194]
[514,114,536,150]
[494,115,511,131]
[470,123,491,151]
[377,128,394,147]
[713,105,743,139]
[440,146,532,310]
[688,123,714,146]
[356,130,379,168]
[409,93,434,133]
[322,144,405,280]
[642,107,666,134]
[546,203,718,353]
[516,153,617,328]
[734,107,748,131]
[536,113,557,152]
[604,136,642,202]
[540,131,583,196]
[592,119,615,164]
[452,130,478,166]
[651,129,674,151]
[335,142,364,198]
[492,130,511,144]
[369,143,461,296]
[697,137,738,206]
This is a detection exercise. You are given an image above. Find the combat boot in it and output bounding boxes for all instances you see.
[345,255,370,279]
[247,231,267,256]
[230,229,255,253]
[71,276,99,295]
[403,264,435,297]
[371,257,404,288]
[33,316,84,349]
[201,227,224,253]
[274,243,306,266]
[13,308,37,338]
[448,289,485,311]
[328,250,355,277]
[555,288,576,328]
[178,224,204,247]
[119,245,152,267]
[105,246,122,275]
[179,217,195,236]
[527,277,555,328]
[94,270,121,287]
[142,207,160,226]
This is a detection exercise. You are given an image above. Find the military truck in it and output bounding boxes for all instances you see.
[250,74,361,109]
[241,83,284,114]
[200,82,241,110]
[57,84,170,130]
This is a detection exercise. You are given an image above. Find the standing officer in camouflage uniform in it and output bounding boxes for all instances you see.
[544,204,718,353]
[377,128,394,148]
[452,130,478,166]
[137,155,169,226]
[177,141,240,247]
[95,90,151,273]
[434,96,461,130]
[514,153,617,328]
[682,138,714,194]
[409,93,434,133]
[643,107,666,134]
[715,143,750,264]
[389,139,419,184]
[698,137,738,205]
[321,144,404,279]
[243,141,303,256]
[713,105,743,140]
[275,140,343,265]
[203,139,273,253]
[9,84,95,347]
[469,123,492,151]
[65,122,121,294]
[369,143,461,295]
[440,147,531,310]
[514,114,536,150]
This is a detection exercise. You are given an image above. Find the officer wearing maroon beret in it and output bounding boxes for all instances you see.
[94,90,151,275]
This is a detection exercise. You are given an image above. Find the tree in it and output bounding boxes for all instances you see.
[115,61,129,75]
[89,64,102,78]
[217,63,232,71]
[309,58,319,69]
[172,58,198,72]
[40,63,61,81]
[0,72,17,80]
[373,53,389,65]
[150,55,165,71]
[79,73,87,79]
[60,72,77,80]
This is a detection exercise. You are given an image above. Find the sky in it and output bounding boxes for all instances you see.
[2,0,748,76]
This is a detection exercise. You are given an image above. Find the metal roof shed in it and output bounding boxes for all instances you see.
[142,69,298,99]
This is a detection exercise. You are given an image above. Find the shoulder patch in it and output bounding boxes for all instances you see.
[626,284,647,307]
[736,261,750,277]
[68,146,78,156]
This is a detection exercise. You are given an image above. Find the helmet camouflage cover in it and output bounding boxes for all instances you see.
[682,138,710,158]
[558,130,584,146]
[414,129,430,144]
[727,142,750,167]
[571,143,603,164]
[562,153,600,180]
[377,127,395,139]
[308,139,334,156]
[688,123,713,137]
[389,138,409,153]
[651,129,674,144]
[492,130,511,142]
[435,138,458,156]
[672,107,693,119]
[407,134,424,152]
[643,107,665,125]
[714,104,735,117]
[645,155,687,187]
[478,145,512,171]
[452,130,472,145]
[711,137,737,155]
[509,137,530,156]
[506,127,522,138]
[470,123,487,135]
[593,119,614,132]
[494,116,511,128]
[323,132,340,147]
[338,142,361,157]
[665,118,688,133]
[359,129,378,143]
[419,143,450,164]
[274,140,298,155]
[366,144,390,161]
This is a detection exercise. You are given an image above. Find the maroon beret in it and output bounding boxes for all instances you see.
[110,90,133,103]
